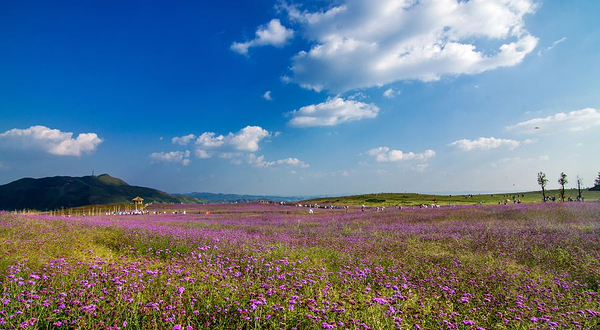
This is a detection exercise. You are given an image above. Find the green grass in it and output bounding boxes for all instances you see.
[302,188,600,206]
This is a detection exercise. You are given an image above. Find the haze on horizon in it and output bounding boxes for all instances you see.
[1,0,599,196]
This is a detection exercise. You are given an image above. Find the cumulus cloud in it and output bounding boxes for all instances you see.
[247,154,309,168]
[367,147,435,163]
[288,97,379,127]
[196,132,226,148]
[0,125,103,156]
[195,126,271,152]
[283,0,538,93]
[231,19,294,55]
[448,137,521,151]
[164,126,308,168]
[263,91,273,101]
[506,108,600,134]
[150,150,191,166]
[228,126,271,151]
[172,134,196,146]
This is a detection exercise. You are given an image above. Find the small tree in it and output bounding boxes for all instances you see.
[558,172,568,202]
[537,171,548,202]
[576,175,583,201]
[595,172,600,187]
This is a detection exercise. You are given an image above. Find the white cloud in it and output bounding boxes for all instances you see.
[348,92,367,100]
[194,149,211,159]
[228,126,271,152]
[276,157,309,168]
[150,150,191,166]
[263,91,273,101]
[247,154,275,168]
[537,36,566,56]
[506,108,600,134]
[231,19,294,55]
[196,132,226,148]
[195,126,270,152]
[288,97,379,127]
[165,126,307,169]
[383,88,400,99]
[247,154,309,168]
[0,125,103,156]
[448,137,521,151]
[190,126,272,163]
[172,134,196,146]
[367,147,435,162]
[283,0,538,93]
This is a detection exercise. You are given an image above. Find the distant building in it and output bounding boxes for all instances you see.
[132,196,144,209]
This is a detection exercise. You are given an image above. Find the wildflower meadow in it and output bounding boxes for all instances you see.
[0,202,598,329]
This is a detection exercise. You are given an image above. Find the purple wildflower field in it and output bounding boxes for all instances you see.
[0,203,599,329]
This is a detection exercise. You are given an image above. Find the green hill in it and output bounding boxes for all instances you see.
[301,189,600,206]
[0,174,204,211]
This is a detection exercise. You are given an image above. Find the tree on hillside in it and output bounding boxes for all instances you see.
[537,171,548,202]
[558,172,568,202]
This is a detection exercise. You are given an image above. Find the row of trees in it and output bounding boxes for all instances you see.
[536,171,586,202]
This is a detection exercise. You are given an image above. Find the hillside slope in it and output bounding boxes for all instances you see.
[301,189,600,206]
[0,174,203,210]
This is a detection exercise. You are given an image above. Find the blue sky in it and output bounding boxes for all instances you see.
[1,0,599,195]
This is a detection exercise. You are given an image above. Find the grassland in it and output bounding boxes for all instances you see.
[302,188,600,206]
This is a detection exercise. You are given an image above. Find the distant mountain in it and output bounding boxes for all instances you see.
[0,174,204,211]
[178,192,321,203]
